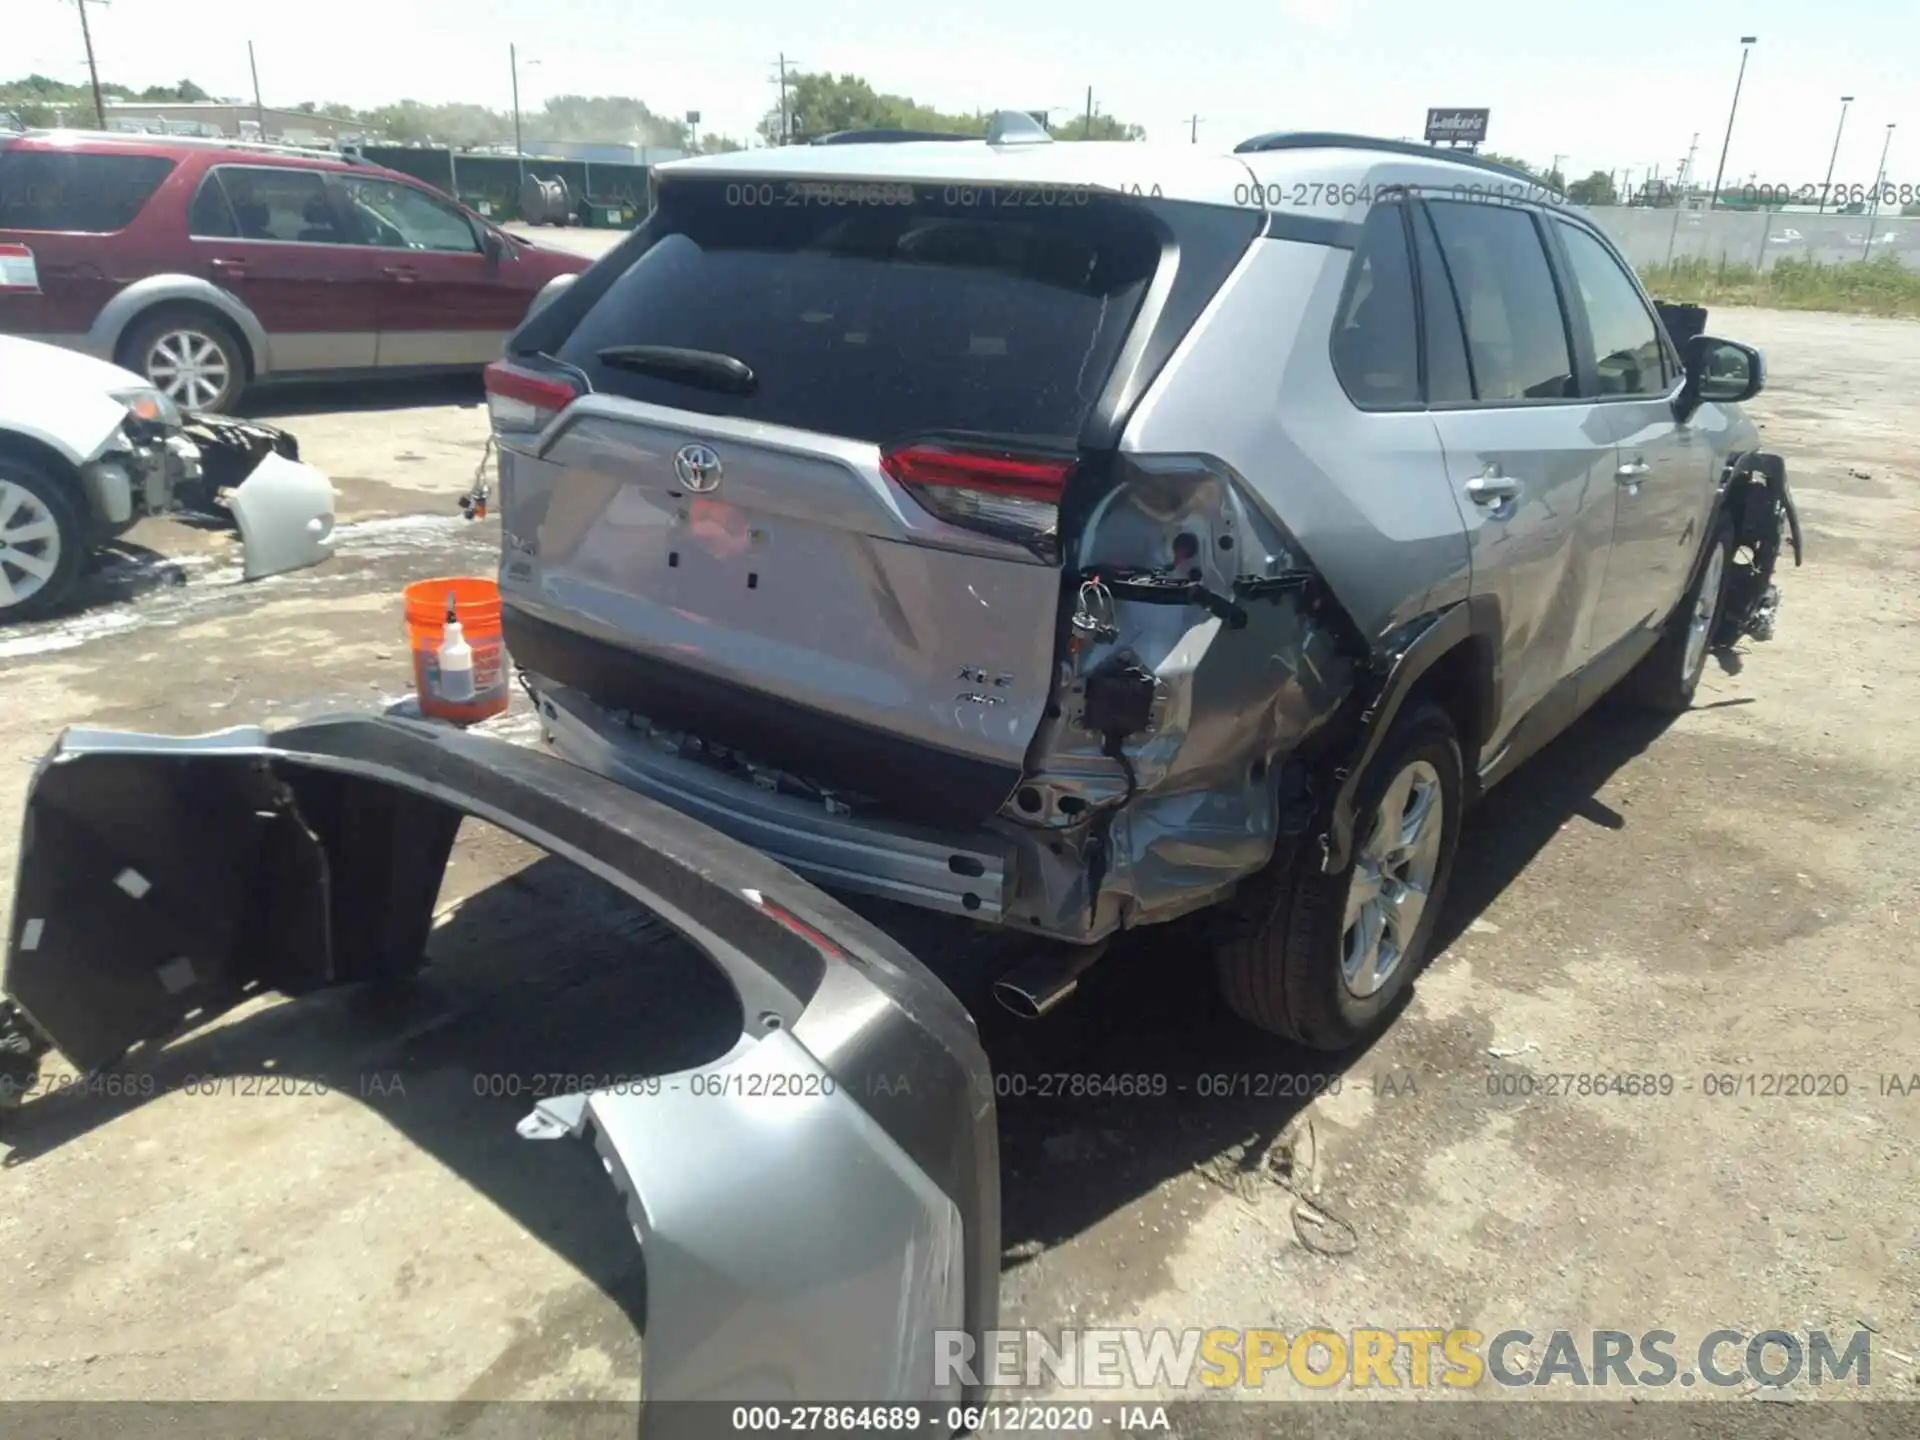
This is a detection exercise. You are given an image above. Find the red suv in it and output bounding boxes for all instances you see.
[0,131,593,412]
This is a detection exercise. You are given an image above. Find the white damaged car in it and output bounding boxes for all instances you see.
[0,334,337,619]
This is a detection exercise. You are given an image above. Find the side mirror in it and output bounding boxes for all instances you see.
[1683,334,1765,408]
[482,228,507,262]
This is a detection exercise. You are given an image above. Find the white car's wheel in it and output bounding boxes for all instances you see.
[0,459,86,621]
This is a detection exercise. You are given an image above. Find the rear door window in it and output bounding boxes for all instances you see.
[538,178,1166,447]
[1409,205,1475,404]
[1330,201,1420,408]
[203,165,338,243]
[0,150,176,232]
[1423,200,1577,403]
[187,172,238,237]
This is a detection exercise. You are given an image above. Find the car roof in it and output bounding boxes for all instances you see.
[659,131,1565,213]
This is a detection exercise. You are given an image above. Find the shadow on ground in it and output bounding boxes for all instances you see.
[0,541,208,647]
[236,372,484,419]
[0,686,1701,1376]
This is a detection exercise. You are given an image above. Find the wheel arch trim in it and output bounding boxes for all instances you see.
[1318,594,1500,875]
[89,276,271,379]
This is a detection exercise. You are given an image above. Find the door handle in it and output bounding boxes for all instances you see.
[1466,474,1520,505]
[210,258,248,279]
[383,266,418,283]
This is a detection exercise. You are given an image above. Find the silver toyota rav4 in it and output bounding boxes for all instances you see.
[492,118,1800,1050]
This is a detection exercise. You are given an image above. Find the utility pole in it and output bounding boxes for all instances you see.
[1818,96,1853,213]
[1084,87,1094,140]
[510,43,525,184]
[1862,122,1896,259]
[774,54,795,145]
[1708,36,1758,208]
[247,40,265,138]
[1678,131,1699,197]
[74,0,110,130]
[1186,114,1202,144]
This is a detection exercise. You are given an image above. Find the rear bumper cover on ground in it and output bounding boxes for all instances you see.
[2,715,998,1425]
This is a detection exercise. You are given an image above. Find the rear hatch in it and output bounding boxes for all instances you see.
[493,169,1212,826]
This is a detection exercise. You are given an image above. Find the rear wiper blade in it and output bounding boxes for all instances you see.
[596,345,756,395]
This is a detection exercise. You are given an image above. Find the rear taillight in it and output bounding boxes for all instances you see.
[0,243,40,294]
[880,443,1076,557]
[484,359,580,433]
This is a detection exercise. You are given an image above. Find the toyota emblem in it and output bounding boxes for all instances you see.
[674,443,723,492]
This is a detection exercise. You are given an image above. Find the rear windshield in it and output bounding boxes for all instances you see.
[538,177,1166,447]
[0,150,177,232]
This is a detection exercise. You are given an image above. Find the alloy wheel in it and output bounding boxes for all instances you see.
[145,328,232,411]
[0,479,64,610]
[1341,758,1446,998]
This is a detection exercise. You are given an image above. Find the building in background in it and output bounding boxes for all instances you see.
[89,100,364,146]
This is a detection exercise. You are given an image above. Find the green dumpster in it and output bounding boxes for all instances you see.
[579,199,636,229]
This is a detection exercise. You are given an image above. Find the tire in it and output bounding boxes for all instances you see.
[1215,702,1464,1049]
[1623,516,1734,714]
[118,307,247,414]
[0,456,88,622]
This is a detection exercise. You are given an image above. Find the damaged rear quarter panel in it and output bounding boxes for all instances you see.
[1000,234,1470,936]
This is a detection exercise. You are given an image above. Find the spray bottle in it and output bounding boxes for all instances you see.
[437,590,476,704]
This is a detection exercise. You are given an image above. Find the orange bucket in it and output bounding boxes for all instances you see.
[404,576,510,724]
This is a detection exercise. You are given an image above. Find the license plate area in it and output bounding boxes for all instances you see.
[671,495,775,602]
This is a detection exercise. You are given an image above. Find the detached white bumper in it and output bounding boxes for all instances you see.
[226,451,336,580]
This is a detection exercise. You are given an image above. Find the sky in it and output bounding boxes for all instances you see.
[11,0,1916,191]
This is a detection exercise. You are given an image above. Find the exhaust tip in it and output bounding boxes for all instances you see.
[992,977,1076,1021]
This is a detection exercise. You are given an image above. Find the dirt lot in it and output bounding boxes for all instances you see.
[1,300,1916,1419]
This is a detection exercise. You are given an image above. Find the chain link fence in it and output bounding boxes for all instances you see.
[1586,206,1920,272]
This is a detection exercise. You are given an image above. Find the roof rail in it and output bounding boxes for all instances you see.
[1233,131,1561,196]
[23,128,370,165]
[809,128,977,146]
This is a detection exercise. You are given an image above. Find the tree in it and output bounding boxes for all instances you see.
[136,80,209,102]
[1565,170,1618,206]
[758,72,986,145]
[1049,113,1146,142]
[756,72,1141,145]
[1478,151,1561,189]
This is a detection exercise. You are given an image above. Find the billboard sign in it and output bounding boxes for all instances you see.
[1425,108,1489,145]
